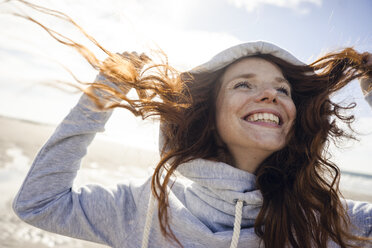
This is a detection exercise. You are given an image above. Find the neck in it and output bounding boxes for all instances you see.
[228,146,272,173]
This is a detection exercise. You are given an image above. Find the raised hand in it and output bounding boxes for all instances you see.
[117,51,152,73]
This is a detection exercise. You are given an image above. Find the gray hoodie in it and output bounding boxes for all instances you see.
[13,42,372,248]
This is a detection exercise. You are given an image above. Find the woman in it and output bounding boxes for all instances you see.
[13,42,372,248]
[11,2,372,248]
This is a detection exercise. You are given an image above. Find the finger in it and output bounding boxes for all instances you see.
[116,52,130,61]
[119,51,130,56]
[139,53,152,63]
[115,51,150,71]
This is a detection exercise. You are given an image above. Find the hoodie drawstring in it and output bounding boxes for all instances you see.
[229,199,244,248]
[141,191,156,248]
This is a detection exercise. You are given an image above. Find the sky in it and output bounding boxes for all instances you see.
[0,0,371,174]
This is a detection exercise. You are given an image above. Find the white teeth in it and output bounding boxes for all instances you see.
[246,113,280,125]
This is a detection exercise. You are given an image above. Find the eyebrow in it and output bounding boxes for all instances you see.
[228,73,291,88]
[228,73,255,81]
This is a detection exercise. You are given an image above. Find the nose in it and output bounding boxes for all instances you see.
[254,87,277,103]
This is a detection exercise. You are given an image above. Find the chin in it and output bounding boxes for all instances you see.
[252,139,286,153]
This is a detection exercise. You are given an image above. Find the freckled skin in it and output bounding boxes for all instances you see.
[215,57,296,172]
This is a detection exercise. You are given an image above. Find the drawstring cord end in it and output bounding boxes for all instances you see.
[229,199,244,248]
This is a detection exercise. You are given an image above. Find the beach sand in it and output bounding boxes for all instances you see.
[1,115,371,247]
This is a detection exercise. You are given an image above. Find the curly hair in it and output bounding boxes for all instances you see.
[11,1,372,247]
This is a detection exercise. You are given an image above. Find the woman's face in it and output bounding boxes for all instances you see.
[215,57,296,158]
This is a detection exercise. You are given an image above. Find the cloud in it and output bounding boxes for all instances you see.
[227,0,322,14]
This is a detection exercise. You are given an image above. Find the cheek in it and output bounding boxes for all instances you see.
[215,98,227,132]
[284,102,297,138]
[289,104,297,122]
[284,99,297,122]
[215,95,234,139]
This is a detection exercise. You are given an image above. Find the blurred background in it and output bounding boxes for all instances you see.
[0,0,371,247]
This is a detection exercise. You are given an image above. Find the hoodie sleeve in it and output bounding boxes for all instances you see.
[12,75,142,246]
[345,199,372,238]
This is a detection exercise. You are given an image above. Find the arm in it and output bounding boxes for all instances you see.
[12,75,139,246]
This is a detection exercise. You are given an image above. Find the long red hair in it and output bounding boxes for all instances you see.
[11,1,372,247]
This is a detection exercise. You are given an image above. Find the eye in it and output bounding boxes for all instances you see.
[277,86,290,96]
[233,81,252,89]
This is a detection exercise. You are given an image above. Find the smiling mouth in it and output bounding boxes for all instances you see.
[244,112,281,125]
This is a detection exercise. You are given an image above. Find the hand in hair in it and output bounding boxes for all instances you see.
[360,52,372,95]
[117,51,152,73]
[85,51,152,109]
[114,51,152,98]
[98,51,151,96]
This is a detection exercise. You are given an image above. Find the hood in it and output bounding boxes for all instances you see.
[189,40,306,75]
